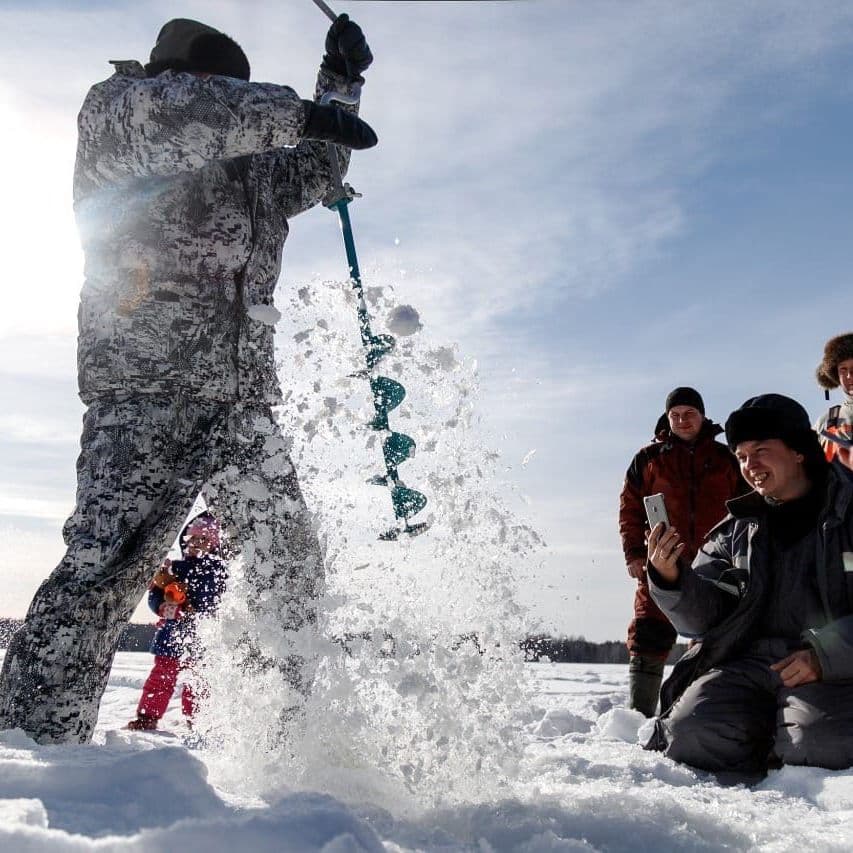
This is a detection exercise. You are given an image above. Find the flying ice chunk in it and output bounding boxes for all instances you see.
[386,304,422,336]
[521,449,537,468]
[247,304,282,326]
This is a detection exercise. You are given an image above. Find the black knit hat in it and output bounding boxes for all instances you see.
[816,332,853,391]
[665,386,705,415]
[724,394,813,452]
[146,19,250,80]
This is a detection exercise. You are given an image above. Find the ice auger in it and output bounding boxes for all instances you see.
[312,0,429,540]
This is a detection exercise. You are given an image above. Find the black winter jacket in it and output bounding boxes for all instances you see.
[649,463,853,715]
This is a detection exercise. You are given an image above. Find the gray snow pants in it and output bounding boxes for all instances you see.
[0,394,323,744]
[660,648,853,774]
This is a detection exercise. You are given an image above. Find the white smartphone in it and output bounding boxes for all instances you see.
[643,493,670,531]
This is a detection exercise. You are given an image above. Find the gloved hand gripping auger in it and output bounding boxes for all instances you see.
[313,0,429,540]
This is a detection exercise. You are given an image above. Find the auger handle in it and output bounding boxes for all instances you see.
[312,0,338,23]
[318,90,362,208]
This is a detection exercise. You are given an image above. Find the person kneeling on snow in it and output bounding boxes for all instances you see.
[127,513,226,731]
[645,394,853,776]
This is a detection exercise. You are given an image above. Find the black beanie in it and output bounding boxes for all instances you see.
[146,18,250,80]
[724,394,813,452]
[665,387,705,415]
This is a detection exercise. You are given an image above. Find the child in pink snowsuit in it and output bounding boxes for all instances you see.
[127,514,226,730]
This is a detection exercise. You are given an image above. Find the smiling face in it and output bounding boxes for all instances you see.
[734,438,811,502]
[838,358,853,396]
[668,405,704,443]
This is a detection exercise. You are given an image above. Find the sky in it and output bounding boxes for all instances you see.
[1,0,853,641]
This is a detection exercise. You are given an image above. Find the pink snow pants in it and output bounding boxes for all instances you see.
[137,656,194,719]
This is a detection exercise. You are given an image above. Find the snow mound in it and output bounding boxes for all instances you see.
[533,708,593,738]
[0,731,227,837]
[593,708,646,742]
[759,764,853,811]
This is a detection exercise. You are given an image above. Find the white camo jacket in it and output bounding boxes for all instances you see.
[73,61,359,404]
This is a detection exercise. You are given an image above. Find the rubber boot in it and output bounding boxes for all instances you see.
[629,655,665,717]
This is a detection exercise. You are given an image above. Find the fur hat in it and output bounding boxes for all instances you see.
[665,386,705,415]
[146,19,250,80]
[816,333,853,390]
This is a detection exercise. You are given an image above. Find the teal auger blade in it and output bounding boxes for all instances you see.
[392,485,428,519]
[368,376,406,430]
[371,376,406,412]
[383,432,416,468]
[366,334,395,369]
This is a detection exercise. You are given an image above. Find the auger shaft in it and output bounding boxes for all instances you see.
[315,62,428,538]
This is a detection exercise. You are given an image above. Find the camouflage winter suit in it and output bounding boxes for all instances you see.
[0,60,359,743]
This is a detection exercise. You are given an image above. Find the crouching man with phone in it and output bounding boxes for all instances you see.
[646,394,853,777]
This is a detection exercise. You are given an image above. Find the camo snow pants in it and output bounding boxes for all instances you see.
[0,393,323,744]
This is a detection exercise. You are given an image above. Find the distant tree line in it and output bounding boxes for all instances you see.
[0,619,153,653]
[521,634,686,664]
[0,620,684,663]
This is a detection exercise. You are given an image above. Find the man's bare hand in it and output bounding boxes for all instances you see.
[648,523,685,583]
[771,649,822,687]
[627,558,646,580]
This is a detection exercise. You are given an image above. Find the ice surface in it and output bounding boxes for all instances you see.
[0,656,851,851]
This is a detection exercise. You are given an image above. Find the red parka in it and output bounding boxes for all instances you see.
[619,417,745,659]
[620,418,743,566]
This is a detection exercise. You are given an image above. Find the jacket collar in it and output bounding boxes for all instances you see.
[726,463,853,522]
[655,417,723,446]
[109,60,146,78]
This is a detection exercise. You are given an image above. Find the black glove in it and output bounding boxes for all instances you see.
[322,14,373,82]
[302,100,378,149]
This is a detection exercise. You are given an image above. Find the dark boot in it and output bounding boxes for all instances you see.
[125,713,159,731]
[629,655,665,717]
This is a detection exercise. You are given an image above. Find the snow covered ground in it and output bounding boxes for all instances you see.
[1,654,852,852]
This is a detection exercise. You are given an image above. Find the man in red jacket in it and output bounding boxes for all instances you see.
[619,387,743,715]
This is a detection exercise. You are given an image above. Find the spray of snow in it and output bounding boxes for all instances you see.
[193,272,543,813]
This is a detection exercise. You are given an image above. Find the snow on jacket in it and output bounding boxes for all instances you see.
[815,395,853,463]
[619,419,744,565]
[649,464,853,713]
[73,60,359,404]
[148,554,227,658]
